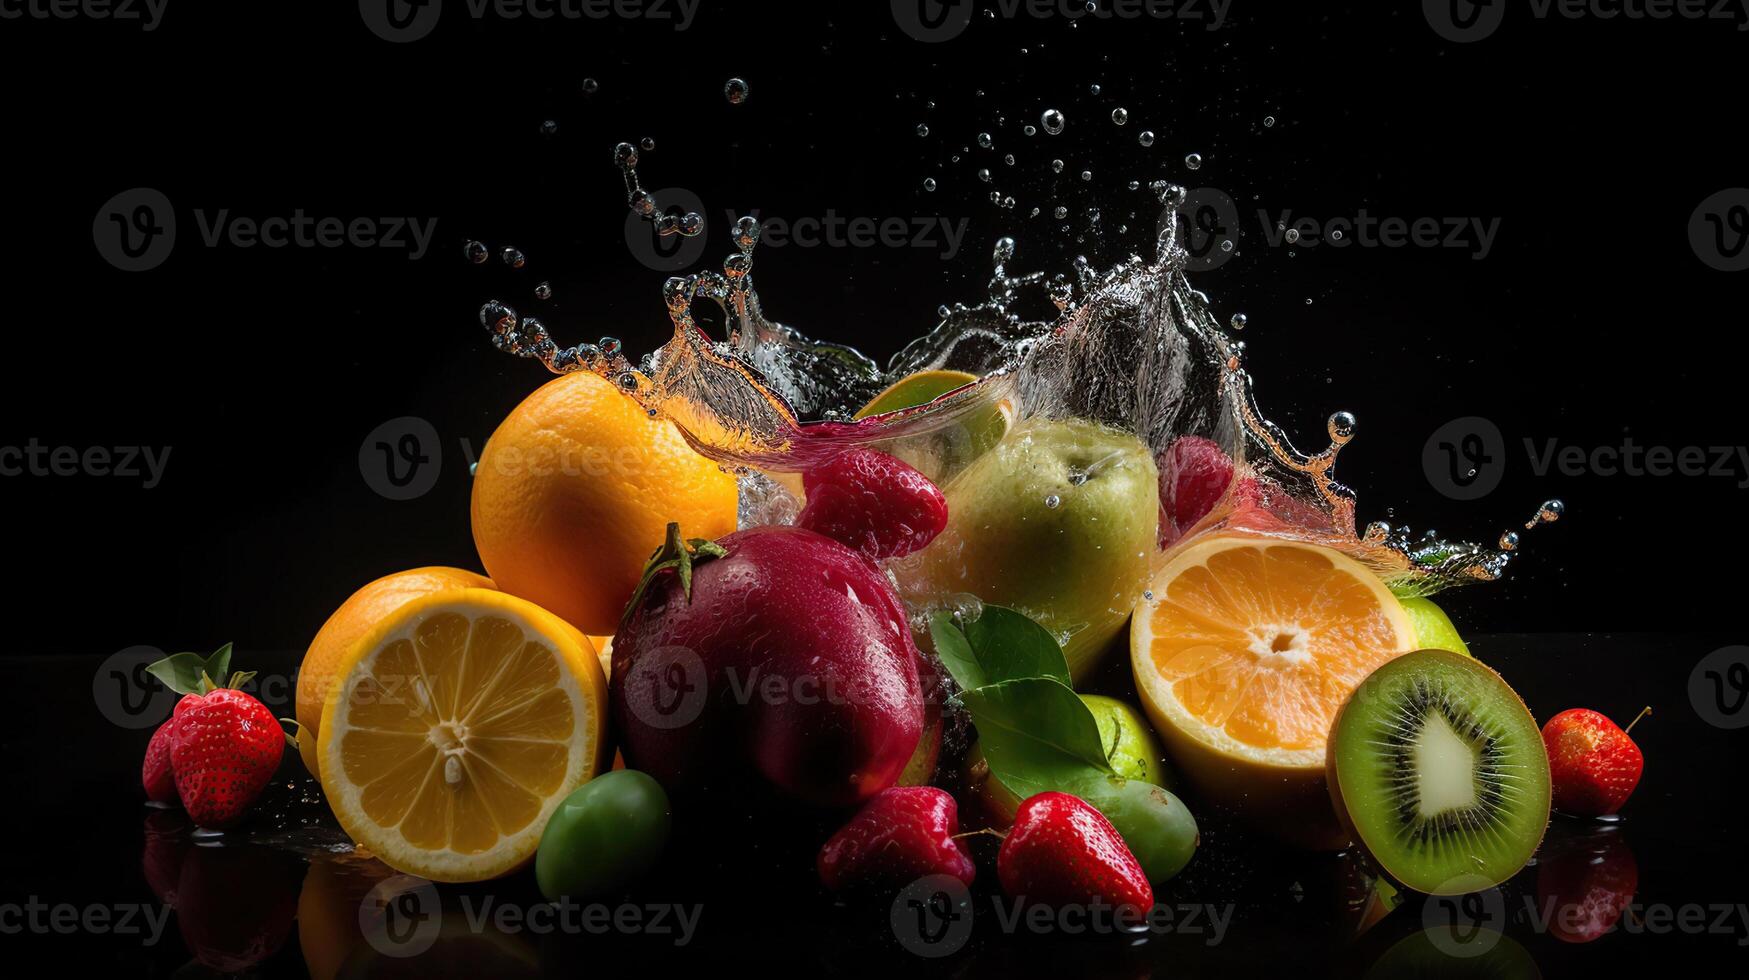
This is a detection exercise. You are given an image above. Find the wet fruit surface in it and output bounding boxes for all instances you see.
[536,770,672,901]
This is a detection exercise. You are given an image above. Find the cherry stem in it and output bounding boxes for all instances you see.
[1624,706,1652,735]
[953,827,1007,842]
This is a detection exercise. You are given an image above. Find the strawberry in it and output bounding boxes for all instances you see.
[797,448,948,561]
[1542,707,1648,817]
[997,792,1153,914]
[142,694,200,803]
[818,786,975,893]
[1157,436,1234,547]
[171,687,287,828]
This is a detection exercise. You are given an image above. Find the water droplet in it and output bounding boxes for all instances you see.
[1111,107,1128,126]
[1054,206,1068,219]
[1023,124,1037,136]
[463,240,488,264]
[1080,170,1093,182]
[1004,153,1016,166]
[1220,239,1235,252]
[539,119,558,136]
[1184,152,1203,170]
[1284,228,1300,244]
[1328,411,1357,442]
[977,132,993,149]
[1230,313,1247,330]
[581,77,599,95]
[640,136,656,151]
[922,177,937,192]
[534,281,552,300]
[1044,494,1061,509]
[977,168,992,183]
[1499,531,1520,551]
[724,77,750,104]
[478,299,515,332]
[1263,114,1275,127]
[1138,130,1155,147]
[614,141,639,167]
[1088,83,1102,95]
[1330,229,1344,241]
[501,247,525,269]
[916,123,929,137]
[1041,108,1065,135]
[1051,158,1065,173]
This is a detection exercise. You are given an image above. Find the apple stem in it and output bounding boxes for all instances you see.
[1624,706,1652,735]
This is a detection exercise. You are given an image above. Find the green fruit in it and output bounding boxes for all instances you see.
[1327,650,1550,896]
[903,417,1158,681]
[535,770,671,901]
[1082,694,1170,790]
[1082,777,1200,884]
[856,369,980,418]
[1401,597,1471,658]
[857,370,1007,480]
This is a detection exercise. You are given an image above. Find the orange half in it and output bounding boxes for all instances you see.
[1131,534,1415,847]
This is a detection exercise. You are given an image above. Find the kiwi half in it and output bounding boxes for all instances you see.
[1327,649,1551,896]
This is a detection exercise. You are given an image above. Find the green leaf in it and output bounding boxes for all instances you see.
[929,612,985,692]
[929,604,1073,693]
[961,677,1115,800]
[144,643,234,697]
[963,605,1073,687]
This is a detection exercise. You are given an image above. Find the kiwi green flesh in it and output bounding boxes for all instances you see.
[1329,649,1551,896]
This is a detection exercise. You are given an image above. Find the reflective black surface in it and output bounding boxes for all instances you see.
[6,634,1746,976]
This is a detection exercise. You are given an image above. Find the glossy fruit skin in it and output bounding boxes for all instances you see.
[612,525,925,809]
[471,370,738,636]
[1400,597,1472,658]
[170,688,285,829]
[1542,708,1644,817]
[797,449,949,561]
[997,792,1154,913]
[1157,436,1234,547]
[817,787,975,894]
[295,566,493,776]
[1081,778,1199,884]
[1538,829,1638,943]
[142,694,199,802]
[536,770,672,901]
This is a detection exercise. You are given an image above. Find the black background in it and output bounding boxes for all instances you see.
[4,2,1749,977]
[6,2,1746,654]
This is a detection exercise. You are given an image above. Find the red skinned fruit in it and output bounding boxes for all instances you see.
[142,694,200,803]
[1538,829,1638,943]
[171,688,287,829]
[1157,436,1233,547]
[613,524,925,809]
[997,792,1153,914]
[818,787,976,894]
[798,448,948,561]
[1543,708,1647,817]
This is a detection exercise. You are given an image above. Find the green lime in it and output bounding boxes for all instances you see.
[1401,597,1472,658]
[535,770,671,901]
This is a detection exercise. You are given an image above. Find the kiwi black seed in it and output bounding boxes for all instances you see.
[1326,649,1551,896]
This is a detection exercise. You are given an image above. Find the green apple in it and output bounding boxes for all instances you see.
[902,417,1158,681]
[1401,596,1471,658]
[856,369,1008,482]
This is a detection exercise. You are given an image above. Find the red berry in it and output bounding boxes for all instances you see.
[797,448,948,560]
[1542,708,1646,817]
[142,694,200,803]
[818,786,975,894]
[1537,830,1638,944]
[997,792,1153,914]
[1157,436,1234,547]
[170,688,286,829]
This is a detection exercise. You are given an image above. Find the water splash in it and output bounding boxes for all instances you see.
[478,143,1554,594]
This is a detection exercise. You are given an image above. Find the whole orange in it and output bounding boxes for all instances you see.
[294,565,494,775]
[470,371,738,636]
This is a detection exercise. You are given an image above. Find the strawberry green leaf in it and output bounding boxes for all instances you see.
[145,643,233,698]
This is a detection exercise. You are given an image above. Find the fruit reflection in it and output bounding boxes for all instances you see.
[1536,825,1638,943]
